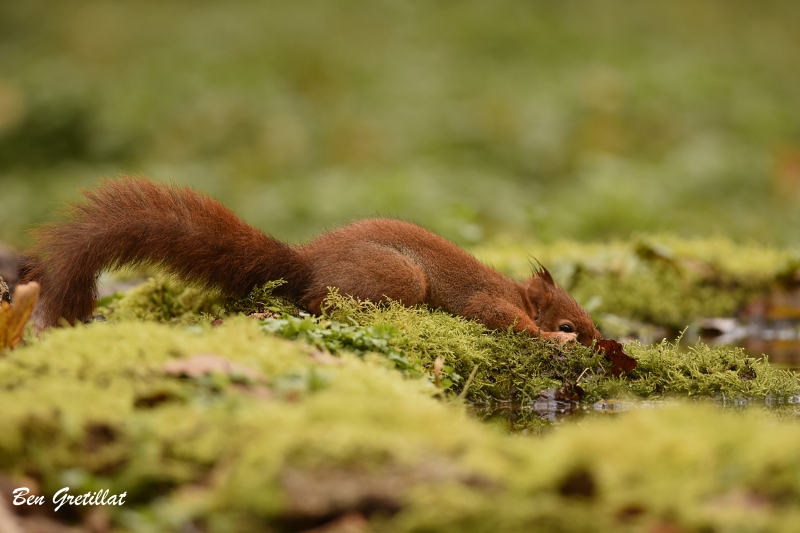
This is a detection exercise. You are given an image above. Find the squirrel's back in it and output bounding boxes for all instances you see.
[299,219,524,315]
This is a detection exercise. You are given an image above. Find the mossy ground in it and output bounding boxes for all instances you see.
[91,234,800,405]
[2,320,800,532]
[3,236,800,532]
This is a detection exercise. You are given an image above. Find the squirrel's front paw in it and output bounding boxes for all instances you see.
[541,331,577,345]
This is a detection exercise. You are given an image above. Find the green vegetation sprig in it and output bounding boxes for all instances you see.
[257,312,418,374]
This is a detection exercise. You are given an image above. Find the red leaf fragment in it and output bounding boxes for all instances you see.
[594,339,637,376]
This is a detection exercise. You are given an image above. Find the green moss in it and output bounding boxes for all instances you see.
[323,295,800,403]
[259,313,417,375]
[394,405,800,533]
[3,321,800,532]
[220,280,303,317]
[97,277,222,325]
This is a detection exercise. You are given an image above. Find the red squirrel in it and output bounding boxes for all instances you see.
[19,178,601,345]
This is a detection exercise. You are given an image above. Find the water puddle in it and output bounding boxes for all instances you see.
[471,395,800,434]
[698,317,800,371]
[469,398,680,434]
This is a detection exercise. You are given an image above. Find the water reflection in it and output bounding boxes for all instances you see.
[470,398,677,434]
[698,317,800,371]
[470,395,800,434]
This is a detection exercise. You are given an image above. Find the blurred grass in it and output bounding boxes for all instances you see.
[1,0,800,247]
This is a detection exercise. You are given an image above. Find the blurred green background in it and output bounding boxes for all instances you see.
[1,0,799,248]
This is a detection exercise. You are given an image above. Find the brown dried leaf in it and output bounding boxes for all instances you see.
[0,281,40,351]
[162,354,264,382]
[594,338,637,376]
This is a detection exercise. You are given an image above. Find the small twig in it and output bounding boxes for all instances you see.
[458,364,480,400]
[576,367,590,385]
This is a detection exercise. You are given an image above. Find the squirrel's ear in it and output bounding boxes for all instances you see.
[532,263,555,286]
[526,276,551,319]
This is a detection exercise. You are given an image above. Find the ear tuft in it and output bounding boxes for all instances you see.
[532,260,555,286]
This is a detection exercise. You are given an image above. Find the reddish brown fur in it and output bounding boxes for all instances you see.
[20,178,311,327]
[20,178,602,345]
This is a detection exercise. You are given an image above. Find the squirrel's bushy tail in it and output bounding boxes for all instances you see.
[20,177,310,327]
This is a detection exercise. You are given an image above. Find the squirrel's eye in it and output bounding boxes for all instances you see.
[559,323,574,333]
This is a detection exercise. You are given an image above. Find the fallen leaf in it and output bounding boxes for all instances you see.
[0,281,40,351]
[594,338,637,376]
[162,354,264,382]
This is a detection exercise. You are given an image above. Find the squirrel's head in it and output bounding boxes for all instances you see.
[525,266,602,346]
